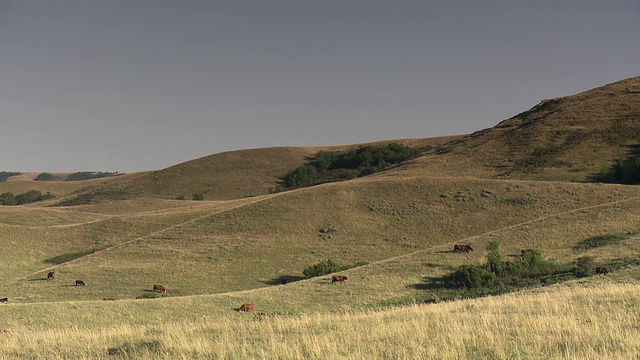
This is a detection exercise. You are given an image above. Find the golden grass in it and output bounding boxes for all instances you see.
[0,280,638,359]
[1,76,640,357]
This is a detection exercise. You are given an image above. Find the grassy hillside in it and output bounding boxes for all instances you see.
[1,77,640,358]
[400,76,640,181]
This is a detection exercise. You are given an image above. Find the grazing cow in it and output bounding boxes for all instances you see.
[453,244,473,253]
[103,298,116,301]
[424,298,438,304]
[75,280,85,286]
[0,297,7,303]
[595,267,608,275]
[239,303,255,312]
[47,271,56,280]
[153,284,167,293]
[331,275,348,283]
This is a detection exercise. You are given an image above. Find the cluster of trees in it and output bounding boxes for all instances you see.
[64,172,119,181]
[443,242,562,290]
[0,190,55,205]
[596,158,640,184]
[0,172,21,183]
[34,172,57,181]
[281,143,422,189]
[594,147,640,184]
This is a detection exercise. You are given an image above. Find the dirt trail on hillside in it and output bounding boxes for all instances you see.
[15,192,290,282]
[13,185,640,292]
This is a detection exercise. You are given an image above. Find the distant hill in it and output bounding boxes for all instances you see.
[46,137,458,205]
[1,76,638,205]
[402,76,640,181]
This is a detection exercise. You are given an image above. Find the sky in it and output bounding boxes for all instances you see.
[1,1,638,173]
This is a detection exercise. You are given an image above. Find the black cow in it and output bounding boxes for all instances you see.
[75,280,85,286]
[0,297,7,303]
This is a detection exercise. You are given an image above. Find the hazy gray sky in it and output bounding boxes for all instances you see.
[1,1,638,172]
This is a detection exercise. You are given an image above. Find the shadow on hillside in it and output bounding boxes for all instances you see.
[261,275,306,286]
[43,251,93,265]
[407,276,446,291]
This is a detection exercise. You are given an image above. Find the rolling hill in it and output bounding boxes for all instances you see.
[0,76,639,358]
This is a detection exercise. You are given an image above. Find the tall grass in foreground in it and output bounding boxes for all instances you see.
[1,282,638,359]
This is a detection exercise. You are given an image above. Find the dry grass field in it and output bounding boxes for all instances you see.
[1,76,639,358]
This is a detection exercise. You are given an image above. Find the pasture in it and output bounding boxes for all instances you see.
[1,170,640,358]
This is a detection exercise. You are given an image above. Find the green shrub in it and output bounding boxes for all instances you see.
[192,193,204,201]
[575,256,595,277]
[302,259,368,279]
[445,265,496,289]
[0,192,16,205]
[175,195,186,200]
[303,259,343,278]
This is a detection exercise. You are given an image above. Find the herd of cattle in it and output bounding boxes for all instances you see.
[0,245,611,307]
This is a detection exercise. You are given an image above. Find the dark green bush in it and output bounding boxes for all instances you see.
[575,256,595,277]
[303,259,343,278]
[0,192,16,205]
[445,265,497,289]
[192,193,204,201]
[303,259,368,278]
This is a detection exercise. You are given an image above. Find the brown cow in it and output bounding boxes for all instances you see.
[239,303,255,312]
[595,267,608,275]
[153,284,167,293]
[332,275,348,283]
[453,244,473,253]
[47,271,56,280]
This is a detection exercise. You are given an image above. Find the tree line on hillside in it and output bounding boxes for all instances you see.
[64,171,120,181]
[0,172,21,183]
[275,142,423,190]
[0,190,55,205]
[594,148,640,184]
